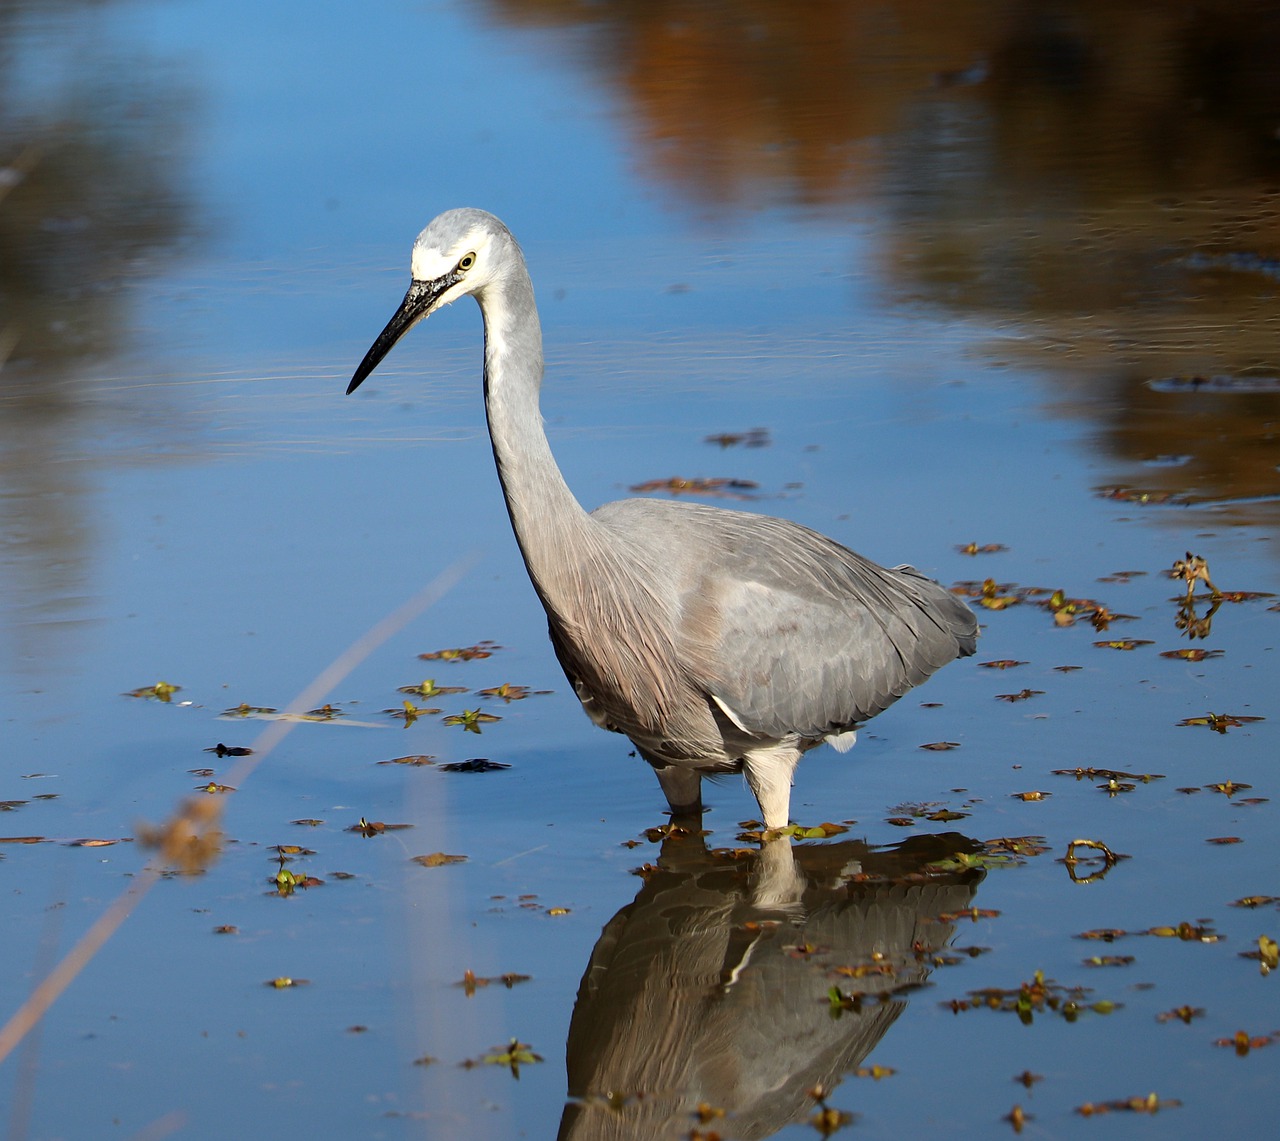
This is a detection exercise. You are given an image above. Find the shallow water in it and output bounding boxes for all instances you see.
[2,2,1279,1138]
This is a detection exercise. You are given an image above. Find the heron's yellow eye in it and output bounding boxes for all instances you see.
[458,252,476,271]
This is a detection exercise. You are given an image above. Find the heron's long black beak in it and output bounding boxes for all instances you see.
[346,278,443,395]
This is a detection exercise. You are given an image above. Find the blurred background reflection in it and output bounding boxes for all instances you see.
[483,0,1280,507]
[0,2,192,667]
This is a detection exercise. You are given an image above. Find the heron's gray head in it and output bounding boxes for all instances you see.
[347,208,519,395]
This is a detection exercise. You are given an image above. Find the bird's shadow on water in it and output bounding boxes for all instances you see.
[558,830,986,1140]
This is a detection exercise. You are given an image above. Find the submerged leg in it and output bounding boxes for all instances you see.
[742,743,802,831]
[655,765,703,820]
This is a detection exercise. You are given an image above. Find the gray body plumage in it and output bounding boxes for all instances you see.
[347,208,977,830]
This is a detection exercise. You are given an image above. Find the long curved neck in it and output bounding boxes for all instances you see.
[476,269,596,606]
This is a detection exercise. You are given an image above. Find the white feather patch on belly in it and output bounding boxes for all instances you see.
[825,728,858,753]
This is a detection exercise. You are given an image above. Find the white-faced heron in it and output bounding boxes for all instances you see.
[347,209,977,831]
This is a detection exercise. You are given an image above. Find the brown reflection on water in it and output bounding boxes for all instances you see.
[0,15,190,387]
[484,0,993,210]
[0,6,194,664]
[559,830,984,1140]
[484,0,1280,510]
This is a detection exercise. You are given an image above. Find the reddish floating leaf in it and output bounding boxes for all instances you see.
[1159,648,1223,661]
[1178,713,1264,733]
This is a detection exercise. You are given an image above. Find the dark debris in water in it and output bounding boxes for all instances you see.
[438,758,511,773]
[704,427,770,448]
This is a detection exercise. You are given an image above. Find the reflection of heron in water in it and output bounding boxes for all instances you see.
[347,209,977,831]
[557,831,986,1140]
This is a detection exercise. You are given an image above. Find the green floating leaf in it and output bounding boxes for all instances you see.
[442,709,501,733]
[477,1038,543,1078]
[398,679,467,698]
[125,681,181,702]
[782,822,849,839]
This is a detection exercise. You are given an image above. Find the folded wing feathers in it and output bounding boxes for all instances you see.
[683,511,976,742]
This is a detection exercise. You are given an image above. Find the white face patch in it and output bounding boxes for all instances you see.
[410,243,451,282]
[410,229,488,283]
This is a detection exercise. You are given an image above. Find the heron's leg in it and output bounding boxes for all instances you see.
[655,765,702,819]
[742,743,801,831]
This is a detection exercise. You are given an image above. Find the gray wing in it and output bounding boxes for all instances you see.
[595,500,977,742]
